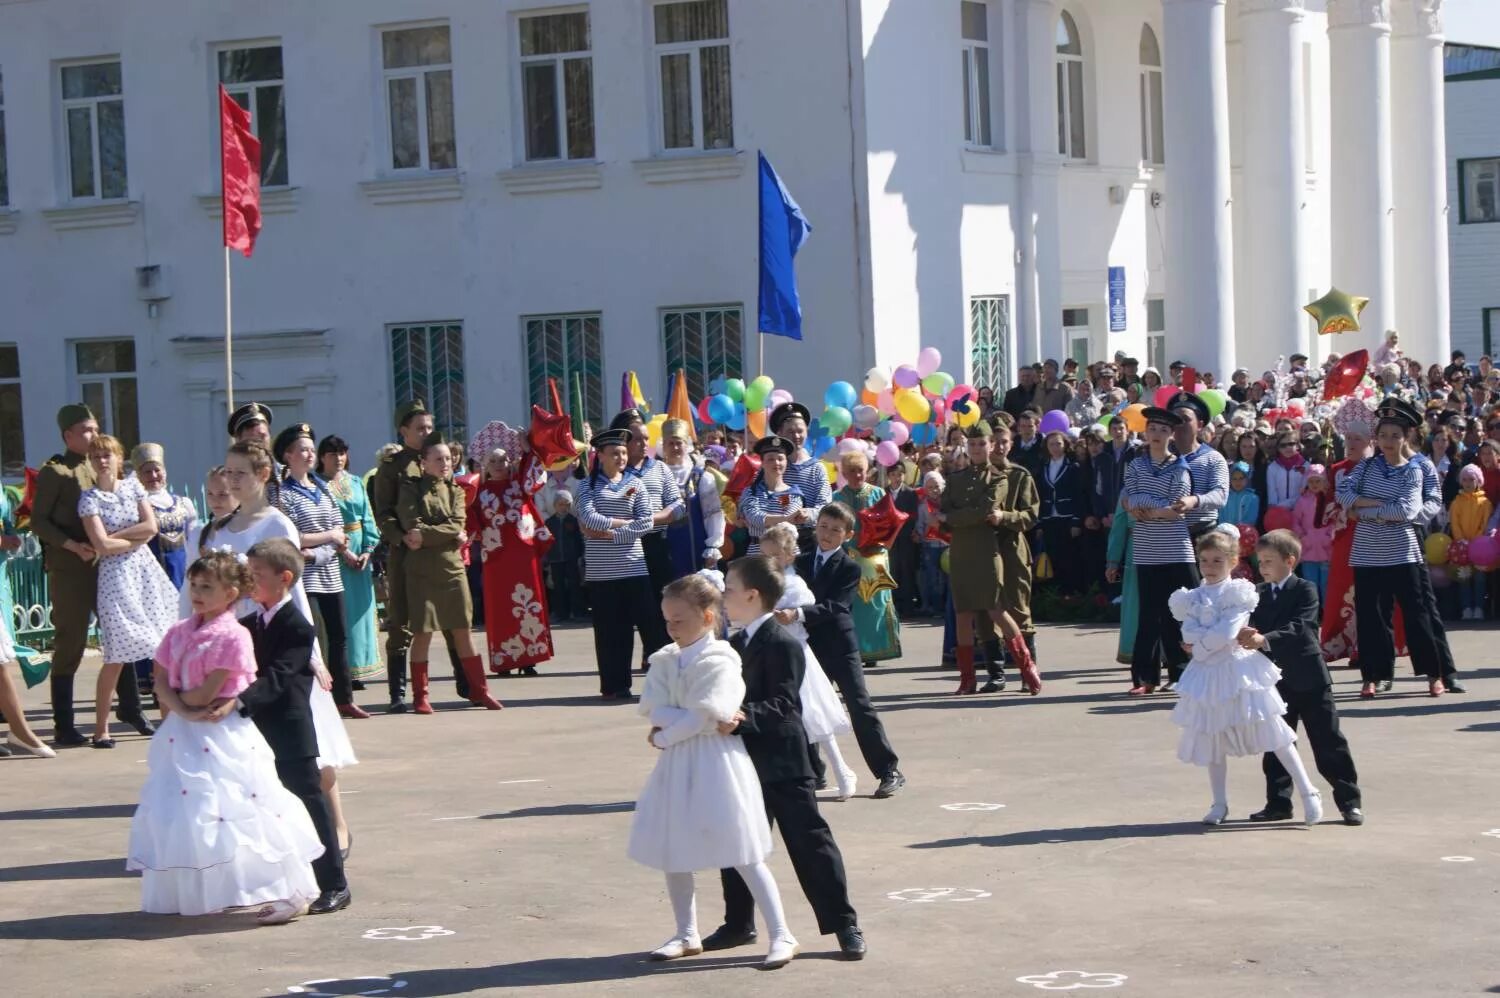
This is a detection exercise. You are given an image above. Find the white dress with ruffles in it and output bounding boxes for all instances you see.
[1168,578,1296,766]
[778,568,853,743]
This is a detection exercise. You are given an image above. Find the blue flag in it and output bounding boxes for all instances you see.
[758,152,812,340]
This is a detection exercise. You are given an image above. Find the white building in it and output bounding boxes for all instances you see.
[0,0,1458,480]
[1446,43,1500,362]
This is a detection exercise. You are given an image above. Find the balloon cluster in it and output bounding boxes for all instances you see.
[810,347,978,467]
[698,375,795,437]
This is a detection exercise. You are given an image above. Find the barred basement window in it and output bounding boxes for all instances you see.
[525,313,603,429]
[390,322,467,442]
[969,295,1010,392]
[662,305,742,401]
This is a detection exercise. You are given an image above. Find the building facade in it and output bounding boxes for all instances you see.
[1446,44,1500,362]
[0,0,1456,480]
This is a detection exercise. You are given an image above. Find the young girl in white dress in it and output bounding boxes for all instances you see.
[627,573,798,969]
[760,522,857,800]
[1168,524,1322,827]
[127,548,323,923]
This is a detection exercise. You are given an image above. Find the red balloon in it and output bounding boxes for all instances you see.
[697,397,714,424]
[723,454,762,500]
[1263,507,1294,533]
[1154,386,1177,408]
[1322,349,1369,401]
[528,405,577,468]
[1238,525,1260,558]
[856,492,909,552]
[1449,539,1472,567]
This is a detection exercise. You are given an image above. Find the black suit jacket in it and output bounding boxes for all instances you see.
[795,547,861,672]
[732,620,812,784]
[1248,576,1331,691]
[237,602,319,761]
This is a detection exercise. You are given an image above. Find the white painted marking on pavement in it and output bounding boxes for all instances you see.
[1016,970,1128,990]
[497,779,542,784]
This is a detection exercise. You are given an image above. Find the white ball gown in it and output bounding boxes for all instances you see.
[126,611,323,915]
[628,633,773,873]
[1167,578,1296,766]
[777,567,853,743]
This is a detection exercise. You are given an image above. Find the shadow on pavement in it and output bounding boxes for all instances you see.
[908,821,1232,849]
[479,802,634,820]
[0,909,260,940]
[0,857,134,882]
[0,803,137,821]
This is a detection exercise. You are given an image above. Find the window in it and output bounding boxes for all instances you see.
[0,345,21,478]
[1460,158,1500,223]
[1055,12,1086,160]
[1138,25,1164,166]
[969,295,1010,392]
[961,2,993,148]
[1485,307,1500,357]
[381,25,456,172]
[1063,307,1090,368]
[663,306,743,400]
[525,313,603,428]
[218,45,289,187]
[0,68,9,206]
[390,322,467,443]
[74,340,138,450]
[653,0,733,152]
[518,11,595,162]
[1147,298,1166,373]
[61,60,127,200]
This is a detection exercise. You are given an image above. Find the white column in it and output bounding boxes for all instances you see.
[1237,0,1308,369]
[1391,0,1450,362]
[1162,0,1237,378]
[1327,0,1397,347]
[1013,0,1062,368]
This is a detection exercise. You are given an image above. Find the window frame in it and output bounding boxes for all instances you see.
[968,294,1011,392]
[58,57,127,202]
[215,40,290,188]
[1138,25,1164,167]
[1055,11,1087,161]
[1062,307,1092,369]
[388,321,468,443]
[523,312,604,429]
[1459,156,1500,225]
[649,0,735,155]
[514,7,596,164]
[661,304,744,401]
[71,338,139,450]
[0,343,22,479]
[1147,296,1167,373]
[378,21,457,174]
[0,66,9,207]
[961,1,996,149]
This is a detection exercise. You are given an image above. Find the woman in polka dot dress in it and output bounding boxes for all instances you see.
[126,549,323,923]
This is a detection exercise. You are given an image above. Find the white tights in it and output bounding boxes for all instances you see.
[665,864,790,942]
[1208,745,1314,805]
[820,735,852,776]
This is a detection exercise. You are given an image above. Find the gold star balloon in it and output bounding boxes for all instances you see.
[1304,288,1370,335]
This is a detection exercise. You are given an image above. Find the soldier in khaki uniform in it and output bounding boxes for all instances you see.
[989,422,1042,684]
[31,404,154,745]
[940,421,1041,696]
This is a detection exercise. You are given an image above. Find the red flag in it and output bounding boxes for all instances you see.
[219,85,262,257]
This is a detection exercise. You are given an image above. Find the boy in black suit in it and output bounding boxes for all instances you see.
[783,503,905,798]
[702,555,868,960]
[207,538,352,912]
[1236,529,1364,826]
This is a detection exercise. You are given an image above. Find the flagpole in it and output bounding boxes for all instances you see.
[224,245,234,414]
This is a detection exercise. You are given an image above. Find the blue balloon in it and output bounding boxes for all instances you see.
[725,403,747,431]
[805,418,833,458]
[707,393,736,424]
[909,422,937,445]
[824,381,857,411]
[707,376,727,397]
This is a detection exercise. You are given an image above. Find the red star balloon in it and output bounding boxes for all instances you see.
[528,404,578,469]
[723,453,762,500]
[856,492,909,553]
[1321,348,1369,401]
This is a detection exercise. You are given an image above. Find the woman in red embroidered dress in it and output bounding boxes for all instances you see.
[467,425,555,677]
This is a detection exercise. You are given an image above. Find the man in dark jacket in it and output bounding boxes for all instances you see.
[1002,366,1041,419]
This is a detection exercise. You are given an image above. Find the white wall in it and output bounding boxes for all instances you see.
[1446,73,1500,361]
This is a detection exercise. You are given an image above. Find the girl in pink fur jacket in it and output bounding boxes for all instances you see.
[1291,464,1335,601]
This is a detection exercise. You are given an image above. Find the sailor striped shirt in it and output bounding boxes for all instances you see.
[1122,453,1194,565]
[627,458,681,536]
[1180,444,1228,530]
[784,456,832,519]
[739,483,805,553]
[573,473,655,581]
[1337,454,1425,567]
[276,476,344,594]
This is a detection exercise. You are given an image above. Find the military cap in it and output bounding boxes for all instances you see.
[273,422,316,464]
[1165,391,1210,425]
[57,402,96,433]
[751,435,796,458]
[227,402,273,438]
[768,401,812,432]
[395,398,429,429]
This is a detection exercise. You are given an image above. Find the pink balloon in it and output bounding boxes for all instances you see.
[876,388,897,414]
[947,383,976,405]
[916,347,943,378]
[768,389,793,408]
[1264,506,1294,532]
[888,421,910,446]
[1470,534,1500,571]
[875,440,901,467]
[1154,385,1177,408]
[931,399,947,425]
[892,364,921,389]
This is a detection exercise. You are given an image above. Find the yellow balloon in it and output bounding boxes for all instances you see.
[1122,403,1147,433]
[894,388,931,424]
[1304,287,1370,335]
[955,406,980,428]
[822,460,838,484]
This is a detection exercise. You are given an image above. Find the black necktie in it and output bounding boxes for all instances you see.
[1269,585,1281,601]
[816,553,829,575]
[730,630,747,653]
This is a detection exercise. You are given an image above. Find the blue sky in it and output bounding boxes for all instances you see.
[1445,0,1500,47]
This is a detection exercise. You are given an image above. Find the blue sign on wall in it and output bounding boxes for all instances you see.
[1108,266,1127,333]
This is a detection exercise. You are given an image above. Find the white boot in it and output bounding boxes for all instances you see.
[834,765,858,802]
[1302,789,1324,827]
[1202,802,1229,826]
[764,933,800,968]
[649,935,703,961]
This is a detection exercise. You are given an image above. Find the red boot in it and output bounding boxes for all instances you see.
[1008,636,1042,695]
[461,656,504,710]
[954,646,978,695]
[411,661,434,715]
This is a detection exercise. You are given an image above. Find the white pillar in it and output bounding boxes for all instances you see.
[1162,0,1237,378]
[1013,0,1062,369]
[1326,0,1397,348]
[1391,0,1450,363]
[1237,0,1309,369]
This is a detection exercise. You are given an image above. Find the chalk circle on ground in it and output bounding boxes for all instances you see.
[885,887,992,904]
[362,925,457,941]
[1015,970,1129,991]
[941,802,1006,812]
[1440,856,1475,863]
[285,977,407,996]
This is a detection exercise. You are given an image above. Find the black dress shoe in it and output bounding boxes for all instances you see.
[1341,807,1365,826]
[0,741,11,757]
[119,712,156,738]
[979,679,1005,694]
[308,887,352,914]
[1445,677,1467,693]
[351,680,366,691]
[1248,805,1294,822]
[873,770,906,799]
[836,925,867,960]
[53,728,87,748]
[814,777,829,791]
[91,736,116,750]
[701,925,757,951]
[387,700,409,715]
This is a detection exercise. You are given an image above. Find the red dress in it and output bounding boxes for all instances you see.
[1321,457,1406,664]
[467,455,555,673]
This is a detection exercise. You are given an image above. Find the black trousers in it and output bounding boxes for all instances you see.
[720,777,857,936]
[1411,562,1458,681]
[275,756,347,893]
[807,647,898,781]
[546,559,582,620]
[1262,683,1361,812]
[589,576,663,695]
[307,590,352,706]
[642,532,675,603]
[1040,521,1080,593]
[1132,562,1199,687]
[1353,564,1446,682]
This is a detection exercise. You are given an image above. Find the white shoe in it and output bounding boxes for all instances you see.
[256,899,308,925]
[1202,802,1229,826]
[763,934,800,969]
[834,767,858,802]
[1302,790,1324,827]
[6,735,56,758]
[649,936,703,961]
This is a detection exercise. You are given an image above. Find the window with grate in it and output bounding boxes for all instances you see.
[969,295,1010,392]
[524,313,603,429]
[662,305,743,401]
[390,322,467,442]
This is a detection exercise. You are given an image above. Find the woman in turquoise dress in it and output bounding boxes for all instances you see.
[833,449,902,663]
[1104,496,1138,666]
[320,436,383,683]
